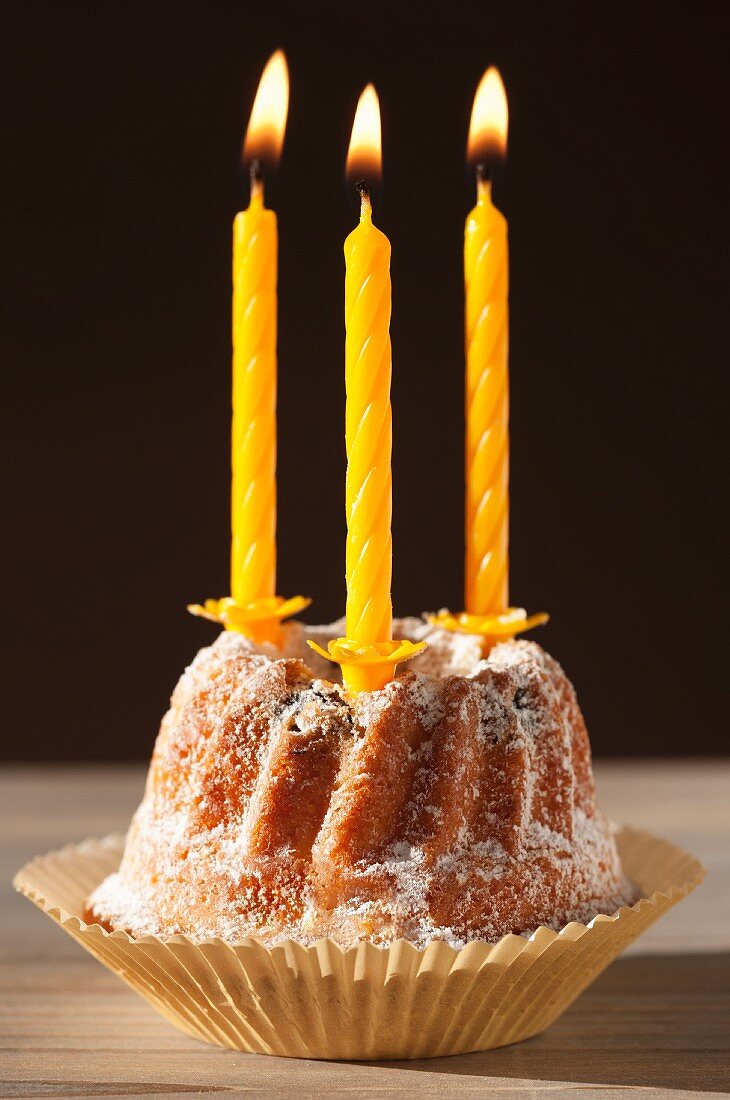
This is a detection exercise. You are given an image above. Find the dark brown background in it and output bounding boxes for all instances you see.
[2,0,727,759]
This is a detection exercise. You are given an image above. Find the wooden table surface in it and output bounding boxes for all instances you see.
[1,760,728,1099]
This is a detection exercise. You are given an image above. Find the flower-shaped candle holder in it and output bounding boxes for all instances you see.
[188,594,311,647]
[308,637,427,694]
[429,606,549,653]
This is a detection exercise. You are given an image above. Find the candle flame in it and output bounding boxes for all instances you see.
[243,50,290,171]
[467,66,508,167]
[346,84,382,187]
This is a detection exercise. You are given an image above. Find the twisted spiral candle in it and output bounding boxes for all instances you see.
[464,176,509,616]
[231,183,277,606]
[430,68,547,649]
[189,51,311,645]
[307,87,425,691]
[309,187,427,692]
[344,191,393,644]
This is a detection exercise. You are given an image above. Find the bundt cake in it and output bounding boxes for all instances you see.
[86,619,632,947]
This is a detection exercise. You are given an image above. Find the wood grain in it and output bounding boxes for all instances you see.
[1,761,729,1098]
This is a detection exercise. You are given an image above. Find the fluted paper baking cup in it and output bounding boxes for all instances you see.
[13,827,703,1060]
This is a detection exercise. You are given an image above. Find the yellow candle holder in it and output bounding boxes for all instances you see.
[188,595,311,648]
[307,637,427,695]
[428,606,549,654]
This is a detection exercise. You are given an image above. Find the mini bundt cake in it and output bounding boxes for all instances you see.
[86,619,632,947]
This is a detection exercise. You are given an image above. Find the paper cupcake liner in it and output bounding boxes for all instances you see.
[14,826,704,1060]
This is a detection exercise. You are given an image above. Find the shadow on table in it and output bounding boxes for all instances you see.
[371,953,730,1093]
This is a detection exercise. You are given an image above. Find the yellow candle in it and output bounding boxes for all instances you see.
[344,185,393,644]
[464,177,509,615]
[230,183,278,605]
[465,67,509,616]
[427,67,547,648]
[231,49,290,607]
[308,85,425,692]
[189,49,311,644]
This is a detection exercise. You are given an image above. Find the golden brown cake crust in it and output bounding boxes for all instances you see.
[86,620,632,947]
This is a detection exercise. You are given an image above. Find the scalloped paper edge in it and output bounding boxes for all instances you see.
[13,826,704,1059]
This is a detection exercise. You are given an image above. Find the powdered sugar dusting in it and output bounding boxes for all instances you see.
[87,618,633,948]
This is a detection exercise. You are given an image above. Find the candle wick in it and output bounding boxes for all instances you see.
[356,180,372,218]
[476,163,492,200]
[250,159,264,200]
